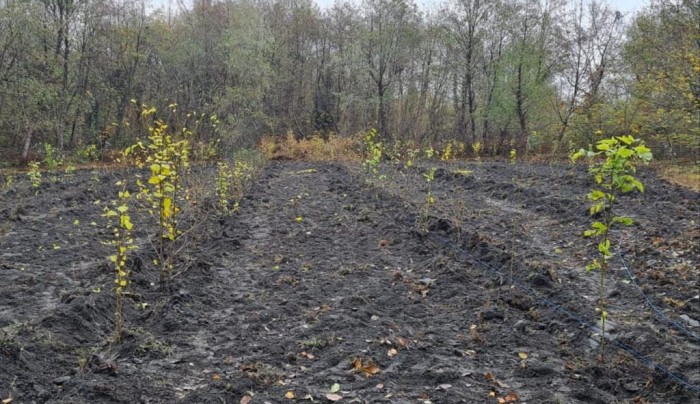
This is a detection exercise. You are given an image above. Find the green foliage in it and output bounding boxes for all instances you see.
[215,160,253,214]
[472,142,482,161]
[43,143,63,171]
[215,162,234,214]
[420,167,437,232]
[363,129,383,175]
[27,162,41,188]
[441,142,453,161]
[102,180,136,342]
[572,135,652,360]
[2,174,14,189]
[76,144,100,162]
[404,148,419,169]
[509,148,517,164]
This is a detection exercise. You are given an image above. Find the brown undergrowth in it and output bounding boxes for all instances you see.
[260,131,363,162]
[654,161,700,192]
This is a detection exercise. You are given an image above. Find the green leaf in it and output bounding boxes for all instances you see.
[613,216,633,226]
[588,190,605,201]
[589,201,605,215]
[586,259,601,271]
[618,135,635,145]
[591,221,607,234]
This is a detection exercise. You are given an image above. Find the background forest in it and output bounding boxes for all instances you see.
[0,0,697,162]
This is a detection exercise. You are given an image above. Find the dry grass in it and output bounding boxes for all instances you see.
[260,131,362,162]
[655,161,700,192]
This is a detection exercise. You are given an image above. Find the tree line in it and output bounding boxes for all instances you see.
[0,0,697,161]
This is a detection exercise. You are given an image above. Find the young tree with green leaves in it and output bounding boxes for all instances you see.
[572,135,652,360]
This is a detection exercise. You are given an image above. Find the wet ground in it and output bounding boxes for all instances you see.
[0,160,698,403]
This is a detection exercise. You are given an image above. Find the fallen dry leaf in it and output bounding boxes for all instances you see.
[2,398,12,404]
[497,391,520,403]
[326,393,343,401]
[375,383,384,389]
[518,352,528,360]
[395,337,409,348]
[285,390,295,399]
[387,348,398,357]
[240,396,252,404]
[212,373,221,381]
[300,351,315,360]
[352,358,380,378]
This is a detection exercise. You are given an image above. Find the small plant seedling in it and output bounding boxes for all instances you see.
[215,162,234,213]
[472,142,482,163]
[363,128,383,175]
[404,148,419,169]
[572,135,652,361]
[420,167,437,231]
[43,143,63,170]
[509,148,517,165]
[441,142,453,161]
[2,174,14,189]
[103,180,137,342]
[27,162,41,188]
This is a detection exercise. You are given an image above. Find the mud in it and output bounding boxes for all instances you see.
[0,160,698,403]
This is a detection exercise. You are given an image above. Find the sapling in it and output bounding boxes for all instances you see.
[472,142,482,164]
[420,167,437,232]
[27,162,41,188]
[404,148,419,169]
[43,143,62,170]
[363,129,383,175]
[441,142,453,161]
[215,162,234,213]
[103,180,136,342]
[572,135,652,361]
[125,105,191,288]
[509,148,517,165]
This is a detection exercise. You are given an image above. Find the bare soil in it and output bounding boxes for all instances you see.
[0,160,698,403]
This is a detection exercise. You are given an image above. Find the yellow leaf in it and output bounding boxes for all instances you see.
[285,390,295,399]
[518,352,528,360]
[295,216,303,222]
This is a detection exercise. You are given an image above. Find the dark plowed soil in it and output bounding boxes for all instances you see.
[0,160,698,403]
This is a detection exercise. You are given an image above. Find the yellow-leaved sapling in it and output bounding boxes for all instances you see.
[420,167,437,232]
[27,161,41,188]
[103,180,136,342]
[571,135,652,361]
[125,104,191,289]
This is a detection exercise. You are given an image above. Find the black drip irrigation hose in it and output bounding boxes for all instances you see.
[617,244,700,343]
[426,231,700,396]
